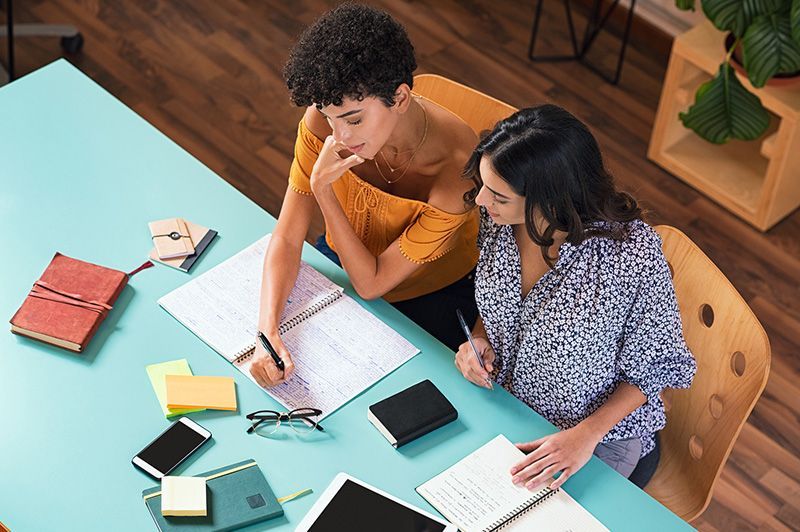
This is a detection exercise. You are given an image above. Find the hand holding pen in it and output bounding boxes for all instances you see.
[249,330,295,388]
[455,309,494,390]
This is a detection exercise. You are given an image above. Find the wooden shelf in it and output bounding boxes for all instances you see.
[661,135,768,213]
[648,22,800,231]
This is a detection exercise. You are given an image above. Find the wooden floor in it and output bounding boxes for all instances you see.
[4,1,799,530]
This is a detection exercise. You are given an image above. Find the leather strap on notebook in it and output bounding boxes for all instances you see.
[150,233,191,240]
[127,260,154,277]
[28,260,152,313]
[29,280,112,315]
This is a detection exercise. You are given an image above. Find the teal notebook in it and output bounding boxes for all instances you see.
[142,459,283,531]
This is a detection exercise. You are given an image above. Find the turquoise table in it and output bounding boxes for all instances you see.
[0,60,691,531]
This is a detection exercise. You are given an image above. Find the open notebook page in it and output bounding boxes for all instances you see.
[158,234,342,361]
[160,233,420,420]
[417,435,608,532]
[237,296,420,418]
[500,487,608,532]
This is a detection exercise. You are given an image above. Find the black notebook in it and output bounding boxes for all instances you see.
[368,380,457,448]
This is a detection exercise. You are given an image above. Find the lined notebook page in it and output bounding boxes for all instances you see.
[158,234,341,361]
[501,488,608,532]
[237,296,420,417]
[417,435,608,532]
[159,234,420,420]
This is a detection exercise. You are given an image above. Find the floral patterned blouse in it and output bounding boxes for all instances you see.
[475,208,696,456]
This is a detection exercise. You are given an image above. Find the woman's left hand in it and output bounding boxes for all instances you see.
[511,424,601,491]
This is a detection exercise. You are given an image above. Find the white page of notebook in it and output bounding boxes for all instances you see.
[237,296,419,417]
[500,488,608,532]
[159,234,420,420]
[158,234,342,361]
[417,435,608,532]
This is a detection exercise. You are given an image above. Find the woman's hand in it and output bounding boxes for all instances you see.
[249,330,295,388]
[309,136,363,192]
[455,336,495,389]
[511,425,602,491]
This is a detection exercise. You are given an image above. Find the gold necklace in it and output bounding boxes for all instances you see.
[374,99,428,184]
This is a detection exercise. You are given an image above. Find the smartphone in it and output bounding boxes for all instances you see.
[131,417,211,479]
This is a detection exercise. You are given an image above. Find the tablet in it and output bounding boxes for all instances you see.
[296,473,457,532]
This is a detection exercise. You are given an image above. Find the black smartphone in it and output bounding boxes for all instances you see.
[131,417,211,479]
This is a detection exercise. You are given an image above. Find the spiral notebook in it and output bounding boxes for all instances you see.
[158,234,420,420]
[417,435,608,532]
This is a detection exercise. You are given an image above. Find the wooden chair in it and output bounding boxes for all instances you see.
[413,74,517,134]
[646,226,771,522]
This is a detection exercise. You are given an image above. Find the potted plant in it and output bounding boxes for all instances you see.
[675,0,800,144]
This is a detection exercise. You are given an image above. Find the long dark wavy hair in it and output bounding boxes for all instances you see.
[464,104,642,267]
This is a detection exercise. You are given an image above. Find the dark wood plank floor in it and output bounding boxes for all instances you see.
[4,1,799,530]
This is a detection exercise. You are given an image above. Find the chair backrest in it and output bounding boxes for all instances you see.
[646,225,771,522]
[412,74,517,134]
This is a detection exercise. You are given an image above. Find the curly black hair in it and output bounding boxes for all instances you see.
[283,3,417,108]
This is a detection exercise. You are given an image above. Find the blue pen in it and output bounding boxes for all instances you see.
[456,309,493,389]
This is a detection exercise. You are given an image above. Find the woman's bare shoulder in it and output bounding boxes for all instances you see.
[302,106,332,140]
[423,98,478,153]
[423,100,478,214]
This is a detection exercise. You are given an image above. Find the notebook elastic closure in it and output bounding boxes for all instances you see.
[149,218,194,259]
[142,461,258,501]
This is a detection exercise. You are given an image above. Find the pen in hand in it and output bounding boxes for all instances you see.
[456,309,493,390]
[257,331,285,372]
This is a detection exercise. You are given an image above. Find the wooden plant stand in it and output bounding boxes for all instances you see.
[648,21,800,232]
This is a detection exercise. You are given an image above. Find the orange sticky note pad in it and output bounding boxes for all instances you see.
[165,374,237,411]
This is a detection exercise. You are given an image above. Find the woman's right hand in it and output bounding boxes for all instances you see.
[309,136,363,193]
[455,336,496,389]
[249,330,295,388]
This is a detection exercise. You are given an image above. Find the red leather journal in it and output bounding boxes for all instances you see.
[10,253,129,352]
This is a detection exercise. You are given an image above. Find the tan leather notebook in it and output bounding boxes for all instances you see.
[149,220,217,272]
[165,375,237,411]
[149,218,194,259]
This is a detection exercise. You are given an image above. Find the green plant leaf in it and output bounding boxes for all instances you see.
[702,0,783,37]
[743,13,800,86]
[676,0,695,11]
[679,63,770,143]
[792,0,800,44]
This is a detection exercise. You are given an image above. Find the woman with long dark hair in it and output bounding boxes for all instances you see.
[455,104,696,489]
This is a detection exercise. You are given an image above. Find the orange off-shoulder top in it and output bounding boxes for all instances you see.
[288,119,479,303]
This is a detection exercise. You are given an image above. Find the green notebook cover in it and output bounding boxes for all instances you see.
[142,459,283,531]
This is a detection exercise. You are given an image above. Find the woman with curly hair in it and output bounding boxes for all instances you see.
[250,4,480,387]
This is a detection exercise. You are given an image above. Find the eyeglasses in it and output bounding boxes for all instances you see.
[246,408,324,435]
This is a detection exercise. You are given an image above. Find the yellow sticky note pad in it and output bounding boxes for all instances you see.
[145,359,205,418]
[161,476,207,516]
[165,374,237,411]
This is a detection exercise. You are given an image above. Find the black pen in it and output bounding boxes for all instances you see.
[257,331,285,372]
